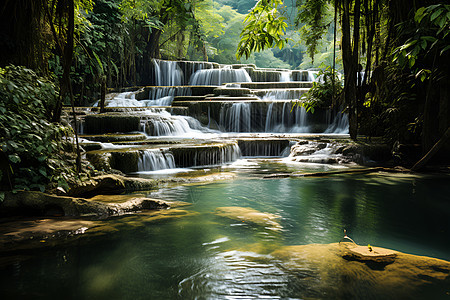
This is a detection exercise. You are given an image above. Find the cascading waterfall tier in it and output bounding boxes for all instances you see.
[216,101,313,133]
[141,110,216,136]
[138,149,175,171]
[150,59,218,86]
[264,102,309,133]
[256,89,309,100]
[238,139,291,157]
[152,59,183,86]
[279,71,292,82]
[170,143,241,168]
[88,59,349,136]
[219,102,252,132]
[190,68,252,86]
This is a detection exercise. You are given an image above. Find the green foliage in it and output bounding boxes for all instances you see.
[296,0,332,61]
[0,66,75,192]
[236,0,290,60]
[294,67,342,113]
[393,4,450,77]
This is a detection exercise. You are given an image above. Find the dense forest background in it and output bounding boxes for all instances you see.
[0,0,340,104]
[0,0,449,192]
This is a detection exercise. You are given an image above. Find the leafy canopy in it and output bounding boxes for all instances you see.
[236,0,290,60]
[393,4,450,81]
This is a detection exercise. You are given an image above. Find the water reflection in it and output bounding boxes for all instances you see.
[0,161,449,299]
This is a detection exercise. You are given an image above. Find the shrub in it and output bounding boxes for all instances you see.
[296,67,343,113]
[0,65,74,192]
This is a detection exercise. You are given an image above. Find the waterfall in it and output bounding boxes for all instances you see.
[104,87,192,107]
[144,86,192,106]
[172,143,241,167]
[89,59,352,136]
[190,68,252,86]
[143,111,217,136]
[149,86,191,100]
[264,102,309,133]
[219,102,251,132]
[104,92,140,107]
[141,96,174,106]
[152,59,183,86]
[307,70,318,81]
[264,103,274,132]
[238,139,291,157]
[138,149,176,171]
[325,111,349,134]
[259,89,308,100]
[280,71,291,82]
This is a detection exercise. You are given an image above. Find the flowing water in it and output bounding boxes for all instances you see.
[29,60,447,298]
[1,160,449,299]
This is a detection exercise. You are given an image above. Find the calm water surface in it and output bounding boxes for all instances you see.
[1,159,449,299]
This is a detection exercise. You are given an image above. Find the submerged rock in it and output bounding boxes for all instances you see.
[0,207,195,254]
[271,243,450,298]
[214,206,282,231]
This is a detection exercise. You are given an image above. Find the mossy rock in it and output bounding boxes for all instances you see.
[0,190,169,218]
[190,86,217,96]
[213,87,252,97]
[271,243,450,298]
[240,82,313,89]
[84,114,141,134]
[81,133,147,143]
[68,174,159,198]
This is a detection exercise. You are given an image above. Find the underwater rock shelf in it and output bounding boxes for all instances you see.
[272,243,450,298]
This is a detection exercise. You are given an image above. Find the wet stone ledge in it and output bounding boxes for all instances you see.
[84,114,141,134]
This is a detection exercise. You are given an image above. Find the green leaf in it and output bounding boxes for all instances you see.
[8,154,21,164]
[38,167,47,177]
[430,9,443,22]
[415,7,426,23]
[441,45,450,56]
[92,51,104,74]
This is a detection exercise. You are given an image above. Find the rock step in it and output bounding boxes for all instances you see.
[213,87,252,97]
[86,141,240,172]
[204,96,260,101]
[240,82,313,89]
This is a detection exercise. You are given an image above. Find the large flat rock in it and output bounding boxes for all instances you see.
[271,243,450,298]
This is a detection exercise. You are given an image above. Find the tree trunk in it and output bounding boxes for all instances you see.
[100,77,106,114]
[341,0,359,140]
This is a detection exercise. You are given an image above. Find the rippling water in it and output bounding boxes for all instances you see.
[1,159,449,299]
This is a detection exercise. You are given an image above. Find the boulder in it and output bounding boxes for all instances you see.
[0,190,169,218]
[68,174,158,197]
